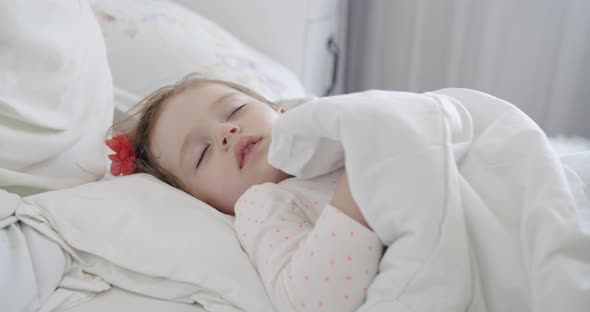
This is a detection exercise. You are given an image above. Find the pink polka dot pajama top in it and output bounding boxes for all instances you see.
[234,169,383,312]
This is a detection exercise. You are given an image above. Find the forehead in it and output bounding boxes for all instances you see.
[158,83,239,125]
[170,83,238,110]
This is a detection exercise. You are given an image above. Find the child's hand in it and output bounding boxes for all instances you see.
[331,170,372,230]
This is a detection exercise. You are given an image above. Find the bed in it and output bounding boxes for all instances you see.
[1,1,589,312]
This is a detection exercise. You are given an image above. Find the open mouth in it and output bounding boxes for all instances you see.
[235,136,263,169]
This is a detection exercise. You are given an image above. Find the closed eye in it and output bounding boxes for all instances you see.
[196,144,210,168]
[227,104,246,120]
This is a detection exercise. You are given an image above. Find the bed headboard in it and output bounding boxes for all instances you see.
[173,0,348,96]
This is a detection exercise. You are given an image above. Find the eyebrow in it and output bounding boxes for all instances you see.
[208,92,241,114]
[179,92,241,170]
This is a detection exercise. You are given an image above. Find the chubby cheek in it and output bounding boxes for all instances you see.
[200,170,245,213]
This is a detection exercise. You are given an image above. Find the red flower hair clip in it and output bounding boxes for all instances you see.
[105,134,137,176]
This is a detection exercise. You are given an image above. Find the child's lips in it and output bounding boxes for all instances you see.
[235,136,263,169]
[241,139,262,168]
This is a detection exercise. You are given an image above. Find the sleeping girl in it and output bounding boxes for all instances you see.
[111,74,381,311]
[110,73,590,312]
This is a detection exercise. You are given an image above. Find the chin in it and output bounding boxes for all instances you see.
[270,166,291,183]
[259,163,289,184]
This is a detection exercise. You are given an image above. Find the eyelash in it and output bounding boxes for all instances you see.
[196,145,209,168]
[196,104,247,168]
[227,104,246,120]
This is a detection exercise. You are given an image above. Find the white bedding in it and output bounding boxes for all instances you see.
[13,174,274,312]
[0,1,114,310]
[562,152,590,193]
[0,0,113,197]
[64,287,207,312]
[268,88,590,311]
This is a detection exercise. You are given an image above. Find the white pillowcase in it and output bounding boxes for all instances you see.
[0,0,114,196]
[17,174,274,312]
[90,0,306,114]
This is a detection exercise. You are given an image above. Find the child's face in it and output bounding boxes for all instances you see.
[150,83,290,215]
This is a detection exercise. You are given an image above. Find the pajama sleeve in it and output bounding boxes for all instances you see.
[234,183,383,312]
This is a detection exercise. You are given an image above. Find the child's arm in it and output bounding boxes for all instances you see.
[331,170,372,230]
[234,184,382,312]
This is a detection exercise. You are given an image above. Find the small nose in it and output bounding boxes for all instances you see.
[215,123,240,148]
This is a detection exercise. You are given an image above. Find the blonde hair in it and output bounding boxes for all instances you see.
[112,73,281,192]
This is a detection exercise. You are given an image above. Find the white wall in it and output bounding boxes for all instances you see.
[346,0,590,137]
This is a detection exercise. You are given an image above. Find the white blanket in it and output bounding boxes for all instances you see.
[268,88,590,312]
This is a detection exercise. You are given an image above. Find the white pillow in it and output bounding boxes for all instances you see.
[0,0,114,196]
[17,174,274,312]
[90,0,306,114]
